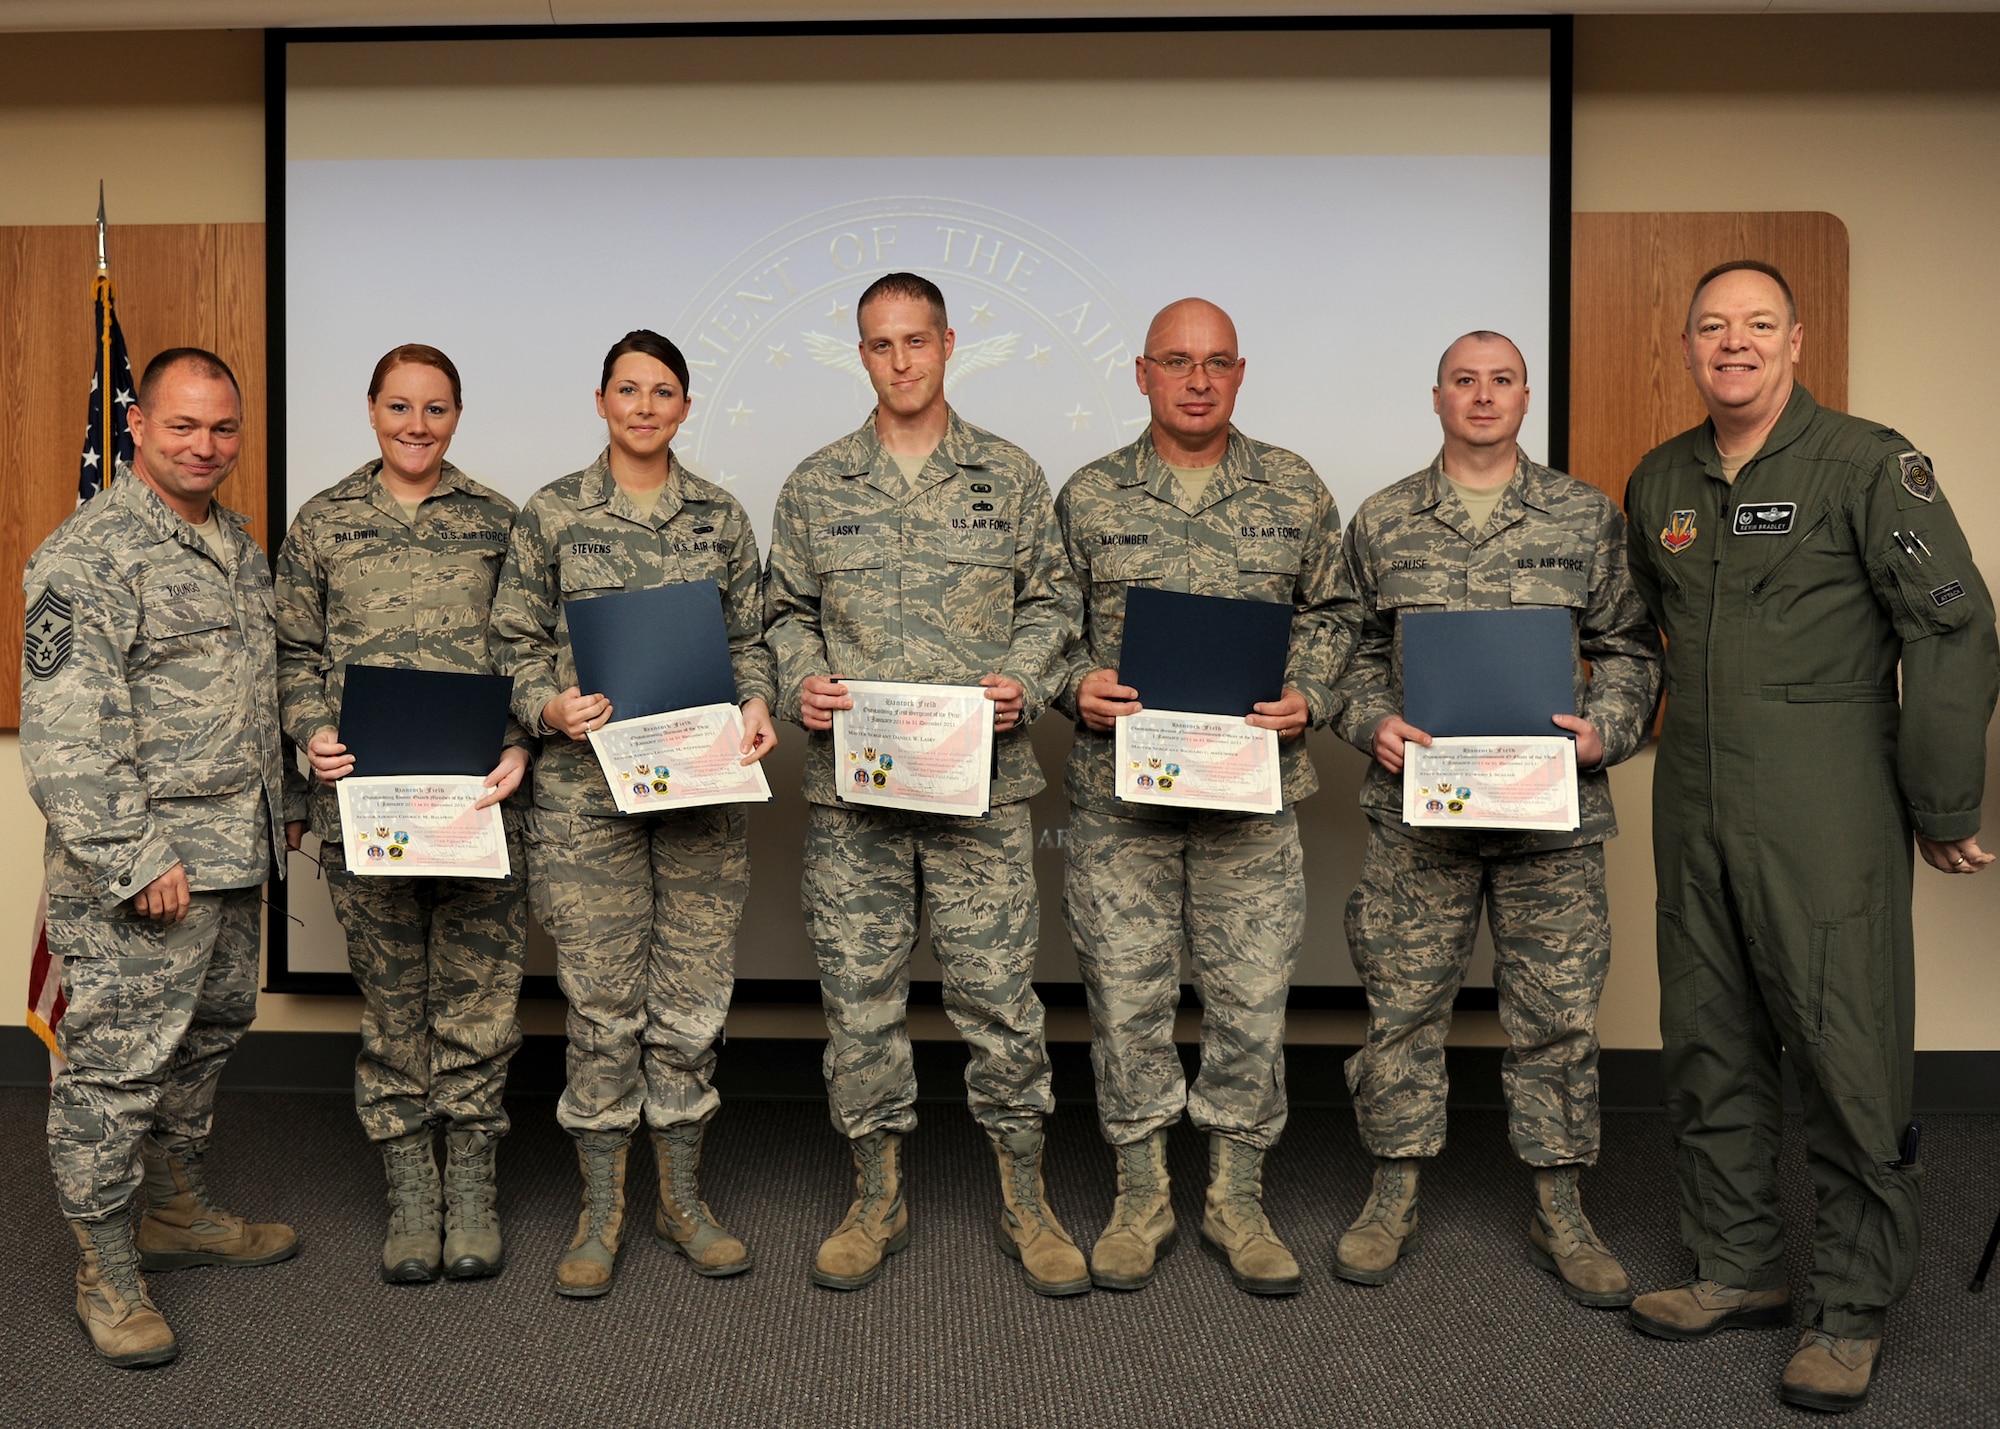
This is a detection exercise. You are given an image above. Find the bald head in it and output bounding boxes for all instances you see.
[1436,330,1527,387]
[1145,298,1237,356]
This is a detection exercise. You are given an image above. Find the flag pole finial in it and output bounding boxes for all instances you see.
[95,181,107,273]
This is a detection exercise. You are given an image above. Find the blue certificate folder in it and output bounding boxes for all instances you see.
[338,665,513,777]
[1399,607,1576,738]
[1118,586,1293,717]
[563,580,738,721]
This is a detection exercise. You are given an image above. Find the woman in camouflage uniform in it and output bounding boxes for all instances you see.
[488,331,778,1298]
[274,345,532,1285]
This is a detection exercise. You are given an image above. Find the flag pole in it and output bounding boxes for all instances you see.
[96,182,114,485]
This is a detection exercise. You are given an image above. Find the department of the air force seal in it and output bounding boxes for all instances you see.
[1898,452,1937,503]
[24,588,73,681]
[672,197,1147,531]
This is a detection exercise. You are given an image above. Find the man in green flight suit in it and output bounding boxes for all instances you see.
[1623,260,1998,1414]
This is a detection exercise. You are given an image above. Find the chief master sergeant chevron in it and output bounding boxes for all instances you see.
[1622,260,1998,1415]
[1055,297,1345,1298]
[764,272,1087,1297]
[21,349,304,1370]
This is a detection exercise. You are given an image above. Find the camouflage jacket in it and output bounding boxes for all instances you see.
[274,459,528,841]
[21,469,293,909]
[1333,451,1661,850]
[488,451,776,816]
[1054,427,1347,817]
[765,407,1079,808]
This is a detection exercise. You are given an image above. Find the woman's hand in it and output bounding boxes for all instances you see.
[475,745,531,810]
[738,697,777,766]
[544,687,612,741]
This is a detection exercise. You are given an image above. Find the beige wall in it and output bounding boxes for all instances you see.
[4,19,1997,1050]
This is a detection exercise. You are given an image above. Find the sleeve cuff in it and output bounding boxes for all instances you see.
[100,837,181,914]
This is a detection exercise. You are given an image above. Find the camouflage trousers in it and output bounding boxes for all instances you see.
[803,800,1050,1140]
[322,809,529,1143]
[529,804,747,1136]
[46,885,262,1220]
[1344,819,1610,1166]
[1064,805,1302,1151]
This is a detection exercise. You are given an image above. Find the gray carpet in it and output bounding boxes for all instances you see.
[1,1087,1994,1428]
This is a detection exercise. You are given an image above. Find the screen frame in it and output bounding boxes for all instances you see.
[263,14,1572,1004]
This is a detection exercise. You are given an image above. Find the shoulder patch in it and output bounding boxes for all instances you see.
[24,587,74,681]
[1897,452,1937,504]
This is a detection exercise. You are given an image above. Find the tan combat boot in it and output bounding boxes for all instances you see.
[1780,1330,1881,1413]
[1528,1165,1633,1308]
[442,1129,503,1281]
[652,1122,750,1278]
[1624,1272,1800,1344]
[1334,1157,1420,1286]
[813,1130,910,1291]
[1627,1278,1791,1341]
[1200,1135,1301,1296]
[992,1128,1090,1297]
[73,1216,176,1368]
[554,1131,629,1299]
[1089,1130,1175,1291]
[136,1140,298,1272]
[380,1128,443,1283]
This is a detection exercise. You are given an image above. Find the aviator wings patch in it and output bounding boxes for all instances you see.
[24,587,73,680]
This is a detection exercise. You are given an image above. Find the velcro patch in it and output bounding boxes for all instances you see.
[24,587,74,680]
[1930,581,1966,608]
[1898,452,1937,503]
[1732,502,1796,536]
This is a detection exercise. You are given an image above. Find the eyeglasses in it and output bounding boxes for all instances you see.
[1142,354,1242,379]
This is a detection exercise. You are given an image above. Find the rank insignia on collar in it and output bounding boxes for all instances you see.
[1660,510,1697,555]
[1898,452,1937,503]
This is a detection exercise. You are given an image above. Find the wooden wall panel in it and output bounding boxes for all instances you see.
[1569,212,1849,508]
[0,222,267,729]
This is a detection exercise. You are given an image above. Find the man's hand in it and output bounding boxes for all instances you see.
[1550,714,1604,770]
[1076,668,1141,733]
[799,675,851,733]
[544,687,612,742]
[307,729,355,786]
[1372,715,1431,774]
[1249,687,1310,743]
[738,697,778,765]
[135,864,191,923]
[980,674,1027,733]
[474,746,532,810]
[1917,833,1994,875]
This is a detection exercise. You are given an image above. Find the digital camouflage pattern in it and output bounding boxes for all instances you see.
[529,805,749,1135]
[803,802,1049,1139]
[488,452,775,817]
[1626,385,1999,1337]
[320,812,529,1143]
[1333,450,1661,850]
[1054,427,1347,815]
[274,459,529,841]
[46,885,263,1219]
[1063,806,1302,1150]
[1343,820,1610,1165]
[22,470,292,910]
[764,407,1078,807]
[1332,452,1657,1168]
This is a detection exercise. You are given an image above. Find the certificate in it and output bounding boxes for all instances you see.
[1402,736,1580,832]
[587,702,772,814]
[336,776,511,879]
[1114,710,1282,816]
[832,680,994,817]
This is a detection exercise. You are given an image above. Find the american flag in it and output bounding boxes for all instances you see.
[28,199,134,1075]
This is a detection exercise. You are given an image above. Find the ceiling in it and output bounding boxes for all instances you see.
[1,0,1994,29]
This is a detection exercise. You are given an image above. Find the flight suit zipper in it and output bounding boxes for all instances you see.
[1749,511,1831,598]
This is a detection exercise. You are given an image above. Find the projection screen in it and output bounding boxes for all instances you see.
[270,22,1565,998]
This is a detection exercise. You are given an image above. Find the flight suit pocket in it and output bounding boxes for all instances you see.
[1806,912,1892,1099]
[1656,906,1702,1042]
[1871,548,1977,641]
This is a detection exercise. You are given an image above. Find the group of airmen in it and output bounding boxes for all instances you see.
[21,260,1995,1416]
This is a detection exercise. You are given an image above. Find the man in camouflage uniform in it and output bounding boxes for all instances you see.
[765,272,1085,1296]
[1055,297,1344,1297]
[1331,331,1660,1307]
[1623,262,1998,1413]
[21,350,303,1368]
[275,345,531,1285]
